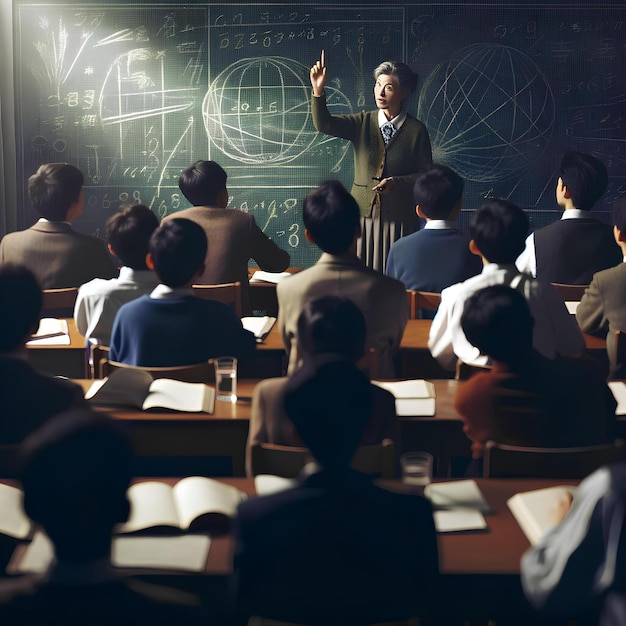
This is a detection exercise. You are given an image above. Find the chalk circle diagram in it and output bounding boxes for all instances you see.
[203,56,351,166]
[418,44,555,183]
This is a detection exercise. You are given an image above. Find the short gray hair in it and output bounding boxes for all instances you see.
[373,61,419,93]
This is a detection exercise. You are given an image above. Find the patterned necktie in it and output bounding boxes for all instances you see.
[381,122,396,144]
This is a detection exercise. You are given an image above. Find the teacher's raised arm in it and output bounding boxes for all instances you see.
[310,49,327,97]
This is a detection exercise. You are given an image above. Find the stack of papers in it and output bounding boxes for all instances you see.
[249,271,292,284]
[372,379,436,416]
[424,480,492,533]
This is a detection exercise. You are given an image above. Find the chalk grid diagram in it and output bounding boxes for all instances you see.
[16,4,405,267]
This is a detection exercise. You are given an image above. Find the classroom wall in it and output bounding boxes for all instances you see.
[3,1,626,267]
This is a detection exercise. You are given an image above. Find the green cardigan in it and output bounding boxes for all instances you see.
[312,94,432,221]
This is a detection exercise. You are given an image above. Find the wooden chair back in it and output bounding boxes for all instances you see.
[90,344,110,379]
[41,287,79,317]
[250,439,396,479]
[550,283,589,301]
[100,359,216,384]
[192,282,242,318]
[406,290,441,319]
[483,439,625,479]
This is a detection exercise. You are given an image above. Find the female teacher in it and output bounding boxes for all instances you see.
[310,50,432,272]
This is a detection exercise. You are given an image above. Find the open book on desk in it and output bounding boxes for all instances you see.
[0,483,32,541]
[372,379,436,416]
[15,531,211,574]
[249,271,291,284]
[116,477,247,535]
[85,368,215,413]
[424,480,491,533]
[27,318,70,345]
[609,381,626,415]
[507,485,577,545]
[241,316,276,343]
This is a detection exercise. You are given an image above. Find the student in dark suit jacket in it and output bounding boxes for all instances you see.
[386,164,482,317]
[164,160,290,315]
[0,410,207,625]
[0,163,117,288]
[516,151,621,284]
[0,265,85,444]
[234,354,439,624]
[577,193,626,378]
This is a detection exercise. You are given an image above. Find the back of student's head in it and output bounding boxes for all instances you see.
[284,361,372,471]
[613,193,626,232]
[20,409,133,560]
[106,204,159,269]
[0,264,42,353]
[178,160,227,206]
[413,164,464,220]
[469,199,529,263]
[461,285,534,368]
[297,295,366,362]
[149,218,207,288]
[27,163,84,221]
[559,151,608,211]
[303,180,360,254]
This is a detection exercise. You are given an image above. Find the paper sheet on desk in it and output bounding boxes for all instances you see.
[249,271,291,284]
[425,480,492,533]
[609,381,626,415]
[27,318,70,345]
[372,380,435,416]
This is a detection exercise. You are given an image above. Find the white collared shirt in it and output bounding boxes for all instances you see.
[377,109,407,132]
[149,284,194,300]
[424,220,454,230]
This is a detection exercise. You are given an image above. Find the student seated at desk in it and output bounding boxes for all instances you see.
[247,295,398,476]
[74,204,159,346]
[522,461,626,626]
[0,163,117,288]
[234,354,438,624]
[0,264,85,444]
[109,218,256,366]
[0,409,206,625]
[428,198,584,371]
[455,285,615,458]
[385,164,482,312]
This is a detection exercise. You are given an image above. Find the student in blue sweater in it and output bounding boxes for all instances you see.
[109,218,256,366]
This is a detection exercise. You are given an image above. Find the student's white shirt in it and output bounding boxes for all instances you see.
[428,262,585,370]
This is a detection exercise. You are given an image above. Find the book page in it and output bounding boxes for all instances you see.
[27,318,70,346]
[394,398,436,417]
[372,379,435,398]
[0,483,31,540]
[254,474,297,496]
[425,480,493,514]
[16,531,53,574]
[241,316,276,339]
[173,476,247,530]
[507,485,576,545]
[112,535,211,572]
[116,482,181,534]
[143,379,215,413]
[249,271,291,284]
[609,381,626,416]
[433,509,487,533]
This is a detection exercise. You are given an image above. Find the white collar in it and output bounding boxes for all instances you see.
[118,266,158,284]
[424,220,454,230]
[150,284,194,299]
[378,109,407,131]
[37,217,71,225]
[561,209,592,220]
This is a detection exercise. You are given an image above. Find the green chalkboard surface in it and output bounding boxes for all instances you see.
[14,3,626,267]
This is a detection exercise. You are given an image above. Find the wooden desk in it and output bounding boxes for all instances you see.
[26,318,87,378]
[79,379,469,478]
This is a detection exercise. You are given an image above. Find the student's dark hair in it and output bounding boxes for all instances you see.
[0,264,42,352]
[373,61,419,94]
[613,193,626,233]
[303,180,360,254]
[297,296,366,362]
[559,151,608,211]
[106,204,159,269]
[284,361,372,470]
[469,199,529,263]
[178,160,227,206]
[149,218,207,288]
[20,410,133,560]
[413,164,464,220]
[27,163,84,221]
[461,285,534,369]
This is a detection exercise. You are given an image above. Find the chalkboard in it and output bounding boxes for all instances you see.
[14,2,626,267]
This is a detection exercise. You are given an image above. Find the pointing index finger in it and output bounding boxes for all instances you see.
[321,49,325,68]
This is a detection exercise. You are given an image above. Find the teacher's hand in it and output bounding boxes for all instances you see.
[372,177,396,194]
[310,49,327,96]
